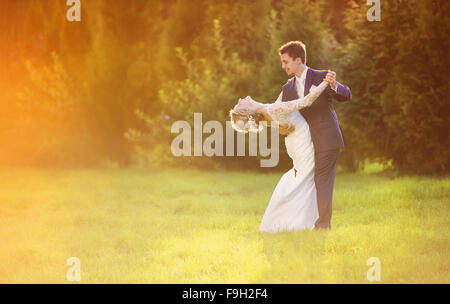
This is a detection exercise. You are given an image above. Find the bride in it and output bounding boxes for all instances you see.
[230,79,330,233]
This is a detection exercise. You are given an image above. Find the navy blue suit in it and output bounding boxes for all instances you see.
[282,68,352,229]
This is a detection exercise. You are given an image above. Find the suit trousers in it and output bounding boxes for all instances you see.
[314,149,340,229]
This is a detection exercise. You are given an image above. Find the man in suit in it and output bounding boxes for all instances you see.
[275,41,352,230]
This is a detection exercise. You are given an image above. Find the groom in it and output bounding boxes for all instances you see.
[276,41,352,230]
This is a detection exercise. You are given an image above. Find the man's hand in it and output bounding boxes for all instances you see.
[325,70,337,91]
[278,124,295,135]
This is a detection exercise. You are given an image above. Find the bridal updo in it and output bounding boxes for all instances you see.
[229,109,265,133]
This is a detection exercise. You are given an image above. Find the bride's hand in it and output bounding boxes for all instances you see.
[325,70,337,90]
[235,96,262,113]
[244,96,254,102]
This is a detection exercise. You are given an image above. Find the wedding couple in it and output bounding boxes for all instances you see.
[230,41,351,232]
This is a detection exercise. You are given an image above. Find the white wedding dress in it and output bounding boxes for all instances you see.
[259,81,328,233]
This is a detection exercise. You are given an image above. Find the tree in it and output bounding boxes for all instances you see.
[333,0,450,173]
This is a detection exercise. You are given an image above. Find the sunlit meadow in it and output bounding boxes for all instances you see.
[0,165,448,283]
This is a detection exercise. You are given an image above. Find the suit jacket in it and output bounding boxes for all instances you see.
[282,68,352,153]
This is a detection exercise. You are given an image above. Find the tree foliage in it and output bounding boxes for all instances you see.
[334,0,450,173]
[1,0,448,174]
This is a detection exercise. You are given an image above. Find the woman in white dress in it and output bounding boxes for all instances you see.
[230,80,329,233]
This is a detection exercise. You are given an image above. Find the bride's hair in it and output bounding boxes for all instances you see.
[229,109,265,133]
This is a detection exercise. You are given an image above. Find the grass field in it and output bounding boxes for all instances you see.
[0,166,449,283]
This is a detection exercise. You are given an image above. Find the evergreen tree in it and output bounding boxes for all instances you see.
[334,0,450,173]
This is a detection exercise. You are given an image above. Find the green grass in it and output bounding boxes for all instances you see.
[0,167,449,283]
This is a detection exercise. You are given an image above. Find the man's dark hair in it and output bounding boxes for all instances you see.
[278,41,306,64]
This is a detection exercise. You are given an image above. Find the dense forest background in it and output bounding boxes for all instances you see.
[0,0,448,173]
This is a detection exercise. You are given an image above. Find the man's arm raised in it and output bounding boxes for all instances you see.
[324,70,352,102]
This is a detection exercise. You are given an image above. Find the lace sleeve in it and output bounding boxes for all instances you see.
[265,81,328,117]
